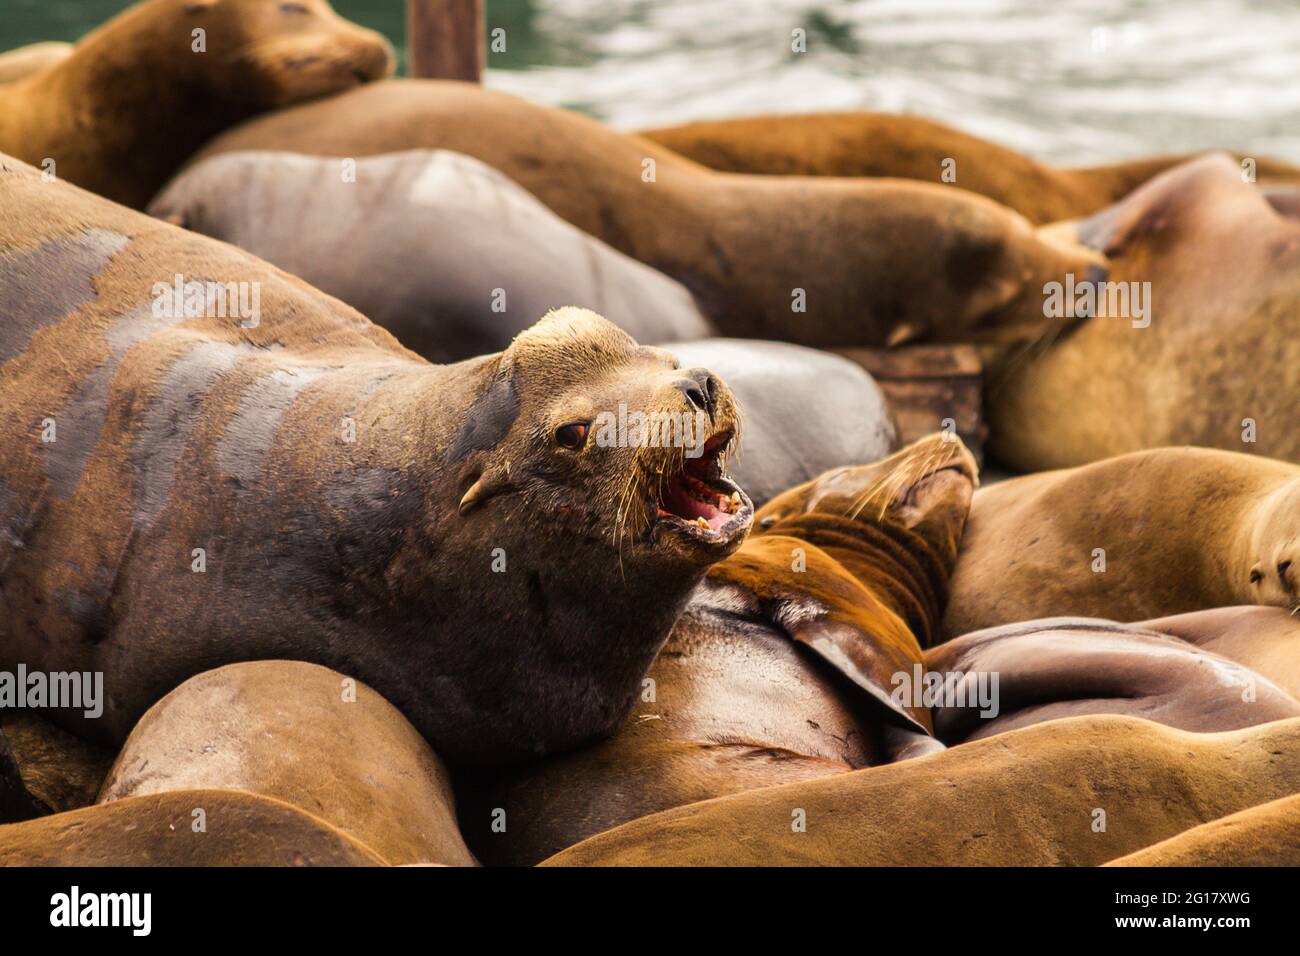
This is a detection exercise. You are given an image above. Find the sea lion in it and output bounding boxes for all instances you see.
[0,789,385,866]
[539,715,1300,866]
[1105,793,1300,867]
[640,112,1300,224]
[194,80,1104,356]
[98,661,477,866]
[987,153,1300,470]
[0,0,394,208]
[0,42,72,84]
[467,434,976,866]
[945,447,1300,636]
[0,152,753,764]
[148,149,715,361]
[925,618,1300,744]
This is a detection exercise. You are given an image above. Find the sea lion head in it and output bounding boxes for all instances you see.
[427,308,753,761]
[756,432,979,569]
[1247,476,1300,610]
[749,433,978,649]
[161,0,394,109]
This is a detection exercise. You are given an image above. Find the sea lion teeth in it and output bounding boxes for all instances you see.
[730,491,743,507]
[696,517,711,530]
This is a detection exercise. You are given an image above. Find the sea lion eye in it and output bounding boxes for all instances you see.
[555,422,589,450]
[280,2,309,14]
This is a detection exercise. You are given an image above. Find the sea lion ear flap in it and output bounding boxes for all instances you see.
[458,464,513,516]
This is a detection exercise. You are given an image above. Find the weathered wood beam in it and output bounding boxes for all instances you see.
[407,0,486,82]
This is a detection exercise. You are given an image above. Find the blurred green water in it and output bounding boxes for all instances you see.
[0,0,559,73]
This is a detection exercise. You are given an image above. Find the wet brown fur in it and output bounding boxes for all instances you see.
[642,112,1300,224]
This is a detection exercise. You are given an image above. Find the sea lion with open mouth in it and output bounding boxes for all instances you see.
[639,112,1300,224]
[0,0,394,209]
[193,80,1103,357]
[945,446,1300,636]
[466,434,977,865]
[0,152,753,765]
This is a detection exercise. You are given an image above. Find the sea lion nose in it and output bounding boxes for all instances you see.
[677,368,718,417]
[1279,559,1293,587]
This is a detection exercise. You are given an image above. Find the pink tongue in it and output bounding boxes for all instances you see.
[662,481,728,529]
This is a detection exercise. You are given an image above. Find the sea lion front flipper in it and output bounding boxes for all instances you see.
[925,618,1300,744]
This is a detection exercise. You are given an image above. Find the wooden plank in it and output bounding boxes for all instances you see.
[834,346,986,463]
[407,0,486,82]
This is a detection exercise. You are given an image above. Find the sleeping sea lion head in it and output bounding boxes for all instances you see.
[428,308,753,760]
[756,433,978,568]
[1247,476,1300,611]
[749,433,978,647]
[171,0,394,108]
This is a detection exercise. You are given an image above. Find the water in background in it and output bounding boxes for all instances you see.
[4,0,1298,164]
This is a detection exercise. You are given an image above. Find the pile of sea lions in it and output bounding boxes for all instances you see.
[0,0,1297,868]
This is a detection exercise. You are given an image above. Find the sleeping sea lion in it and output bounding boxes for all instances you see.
[0,152,753,765]
[148,149,715,361]
[0,0,394,208]
[193,80,1104,356]
[98,661,476,865]
[640,111,1300,224]
[1105,793,1300,867]
[987,153,1300,469]
[945,446,1300,635]
[0,789,386,866]
[539,715,1300,866]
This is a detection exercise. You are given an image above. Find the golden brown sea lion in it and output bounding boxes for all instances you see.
[194,80,1103,356]
[0,789,385,865]
[98,661,476,866]
[0,152,752,765]
[987,153,1300,469]
[1105,793,1300,867]
[539,715,1300,866]
[945,447,1300,635]
[467,434,976,865]
[0,42,72,84]
[0,0,393,208]
[640,112,1300,224]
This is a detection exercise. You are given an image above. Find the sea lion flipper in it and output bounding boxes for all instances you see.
[0,725,47,824]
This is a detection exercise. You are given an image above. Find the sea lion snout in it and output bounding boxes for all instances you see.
[676,368,719,417]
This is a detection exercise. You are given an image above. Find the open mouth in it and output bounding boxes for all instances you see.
[652,430,753,548]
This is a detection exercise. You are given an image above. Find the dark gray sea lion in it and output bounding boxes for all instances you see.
[0,0,393,208]
[148,149,715,362]
[193,80,1104,357]
[0,152,753,765]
